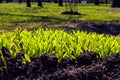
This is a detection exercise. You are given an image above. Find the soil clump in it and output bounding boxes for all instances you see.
[61,11,81,15]
[0,47,120,80]
[59,23,120,36]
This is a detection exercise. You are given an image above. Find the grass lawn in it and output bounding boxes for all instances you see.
[0,2,120,30]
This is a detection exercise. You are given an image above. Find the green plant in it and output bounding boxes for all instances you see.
[0,28,120,62]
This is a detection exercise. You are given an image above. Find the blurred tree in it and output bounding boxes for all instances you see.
[38,0,42,7]
[79,0,81,3]
[94,0,99,5]
[54,0,58,3]
[6,0,9,2]
[59,0,63,6]
[0,0,2,3]
[19,0,22,3]
[112,0,120,7]
[105,0,108,4]
[26,0,31,7]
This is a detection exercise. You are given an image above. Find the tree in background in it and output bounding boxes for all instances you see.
[0,0,2,3]
[94,0,99,5]
[54,0,58,3]
[38,0,42,7]
[79,0,81,3]
[62,0,81,15]
[26,0,31,7]
[46,0,51,2]
[105,0,108,4]
[112,0,120,7]
[19,0,22,3]
[6,0,9,2]
[59,0,63,6]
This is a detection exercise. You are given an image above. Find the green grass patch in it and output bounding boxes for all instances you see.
[0,3,120,30]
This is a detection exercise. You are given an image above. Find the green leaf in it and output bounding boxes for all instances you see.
[24,54,31,62]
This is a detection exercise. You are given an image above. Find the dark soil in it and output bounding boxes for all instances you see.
[61,11,81,15]
[3,21,120,36]
[0,47,120,80]
[79,23,120,36]
[57,23,120,36]
[38,21,120,36]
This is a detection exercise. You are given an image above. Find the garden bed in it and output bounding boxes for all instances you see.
[0,47,120,80]
[0,3,120,80]
[0,22,120,80]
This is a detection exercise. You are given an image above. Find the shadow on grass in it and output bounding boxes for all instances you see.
[0,13,64,23]
[0,12,85,23]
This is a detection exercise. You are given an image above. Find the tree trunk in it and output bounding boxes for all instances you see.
[105,0,108,4]
[19,0,22,3]
[6,0,9,3]
[79,0,81,3]
[47,0,50,2]
[94,0,99,5]
[26,0,31,7]
[54,0,58,3]
[0,0,2,3]
[59,0,63,6]
[38,0,42,7]
[111,0,120,7]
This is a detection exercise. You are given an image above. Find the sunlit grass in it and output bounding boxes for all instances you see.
[0,3,120,30]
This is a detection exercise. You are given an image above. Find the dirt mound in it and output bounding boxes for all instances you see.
[80,24,120,36]
[0,47,120,80]
[61,11,81,15]
[58,23,120,36]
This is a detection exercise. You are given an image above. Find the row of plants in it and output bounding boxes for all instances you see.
[0,28,120,62]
